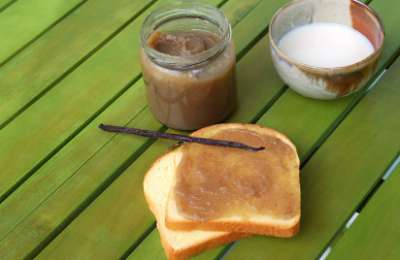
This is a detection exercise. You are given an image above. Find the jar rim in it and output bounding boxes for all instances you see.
[140,2,231,70]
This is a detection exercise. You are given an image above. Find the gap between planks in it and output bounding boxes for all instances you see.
[0,0,89,68]
[316,152,400,260]
[0,0,17,12]
[120,222,157,259]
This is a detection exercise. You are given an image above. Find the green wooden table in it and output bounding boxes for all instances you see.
[0,0,399,259]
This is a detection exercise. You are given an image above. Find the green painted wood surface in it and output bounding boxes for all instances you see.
[329,164,400,260]
[0,0,15,11]
[224,57,400,260]
[128,231,167,260]
[0,83,151,239]
[129,229,224,260]
[0,0,84,64]
[0,0,275,258]
[0,0,154,128]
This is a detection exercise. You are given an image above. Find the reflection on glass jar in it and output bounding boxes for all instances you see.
[140,2,236,130]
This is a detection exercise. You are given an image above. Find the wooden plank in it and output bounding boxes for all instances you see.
[0,0,85,64]
[0,0,154,127]
[127,231,166,260]
[0,0,274,258]
[223,57,400,259]
[129,230,224,260]
[0,0,16,11]
[329,163,400,260]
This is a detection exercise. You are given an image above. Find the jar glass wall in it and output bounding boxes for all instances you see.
[140,2,236,130]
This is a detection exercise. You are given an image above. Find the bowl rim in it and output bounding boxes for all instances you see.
[269,0,385,73]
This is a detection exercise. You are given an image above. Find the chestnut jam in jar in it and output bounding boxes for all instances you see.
[140,2,236,130]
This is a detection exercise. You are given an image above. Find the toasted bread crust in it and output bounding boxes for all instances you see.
[160,229,249,260]
[165,217,300,237]
[143,151,174,216]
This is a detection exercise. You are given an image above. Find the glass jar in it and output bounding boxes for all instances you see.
[140,2,236,130]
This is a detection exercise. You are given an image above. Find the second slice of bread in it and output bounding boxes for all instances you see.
[143,149,248,260]
[165,123,301,237]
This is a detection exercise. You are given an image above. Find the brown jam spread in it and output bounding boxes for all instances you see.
[148,31,219,56]
[140,30,236,130]
[174,128,300,221]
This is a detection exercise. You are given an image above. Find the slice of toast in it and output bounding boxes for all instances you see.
[165,123,301,237]
[143,149,248,260]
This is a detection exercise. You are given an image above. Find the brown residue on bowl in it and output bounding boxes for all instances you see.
[300,58,378,96]
[350,0,384,49]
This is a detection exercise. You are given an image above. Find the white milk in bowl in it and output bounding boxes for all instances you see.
[278,23,374,68]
